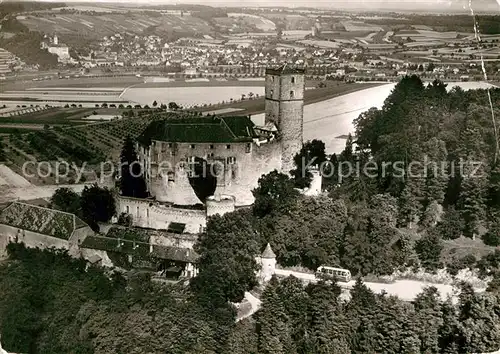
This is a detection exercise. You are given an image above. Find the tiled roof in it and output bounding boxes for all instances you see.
[80,235,199,263]
[0,202,87,240]
[137,115,257,145]
[261,243,276,258]
[151,244,199,263]
[80,236,150,258]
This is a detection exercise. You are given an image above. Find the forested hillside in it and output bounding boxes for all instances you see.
[1,243,499,354]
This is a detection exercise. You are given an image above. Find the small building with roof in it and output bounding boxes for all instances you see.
[79,228,199,279]
[257,243,277,281]
[0,201,94,259]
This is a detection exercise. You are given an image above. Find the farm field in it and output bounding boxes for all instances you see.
[0,107,97,126]
[223,13,276,31]
[121,86,265,107]
[18,13,212,42]
[0,109,171,185]
[0,91,127,103]
[0,76,144,92]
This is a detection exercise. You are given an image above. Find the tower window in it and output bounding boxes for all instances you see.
[246,143,251,153]
[190,144,195,149]
[291,77,295,83]
[226,144,231,150]
[290,90,295,98]
[270,89,274,96]
[209,144,214,149]
[227,156,236,164]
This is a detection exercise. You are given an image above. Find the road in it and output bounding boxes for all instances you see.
[274,269,486,304]
[236,291,262,322]
[0,164,89,203]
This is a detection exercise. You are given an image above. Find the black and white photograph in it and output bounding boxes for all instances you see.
[0,0,500,353]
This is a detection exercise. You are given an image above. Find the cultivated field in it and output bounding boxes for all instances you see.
[18,13,212,41]
[225,13,276,31]
[0,108,172,185]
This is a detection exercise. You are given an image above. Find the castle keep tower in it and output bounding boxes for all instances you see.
[265,66,305,173]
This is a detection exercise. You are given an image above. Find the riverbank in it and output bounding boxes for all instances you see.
[199,82,383,116]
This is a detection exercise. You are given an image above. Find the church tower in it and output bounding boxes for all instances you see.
[265,66,305,173]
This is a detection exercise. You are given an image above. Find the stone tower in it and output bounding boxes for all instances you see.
[260,243,276,281]
[265,66,305,173]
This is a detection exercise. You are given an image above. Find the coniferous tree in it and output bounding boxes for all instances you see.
[80,184,116,228]
[120,136,147,198]
[413,287,444,353]
[257,278,294,354]
[415,230,443,271]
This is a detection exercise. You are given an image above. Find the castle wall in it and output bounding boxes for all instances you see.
[147,230,198,249]
[140,139,282,207]
[69,226,95,257]
[117,196,206,234]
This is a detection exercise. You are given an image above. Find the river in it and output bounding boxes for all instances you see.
[254,81,497,155]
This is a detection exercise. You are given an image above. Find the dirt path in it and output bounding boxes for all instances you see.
[0,164,32,188]
[274,269,485,304]
[236,292,262,322]
[0,184,88,204]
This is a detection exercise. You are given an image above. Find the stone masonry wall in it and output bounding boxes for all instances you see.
[117,196,206,234]
[139,139,282,207]
[148,231,198,249]
[0,225,70,258]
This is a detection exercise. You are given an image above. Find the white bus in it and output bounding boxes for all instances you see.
[316,266,351,282]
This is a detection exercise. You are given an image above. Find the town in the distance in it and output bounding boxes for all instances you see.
[0,1,500,354]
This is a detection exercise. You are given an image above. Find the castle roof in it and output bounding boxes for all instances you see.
[0,201,88,240]
[138,115,258,145]
[261,243,276,258]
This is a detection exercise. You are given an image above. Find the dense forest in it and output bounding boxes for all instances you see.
[2,77,500,353]
[0,243,499,353]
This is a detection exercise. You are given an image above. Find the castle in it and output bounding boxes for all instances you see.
[0,66,318,283]
[41,34,70,63]
[117,66,316,233]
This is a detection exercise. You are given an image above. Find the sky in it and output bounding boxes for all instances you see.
[38,0,500,8]
[32,0,500,12]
